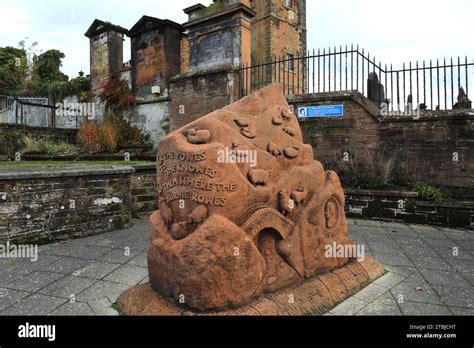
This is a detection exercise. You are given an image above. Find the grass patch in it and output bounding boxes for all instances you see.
[324,148,398,189]
[21,135,78,156]
[0,160,153,173]
[111,301,124,315]
[412,182,443,202]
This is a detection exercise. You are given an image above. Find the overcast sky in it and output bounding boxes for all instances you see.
[1,0,473,78]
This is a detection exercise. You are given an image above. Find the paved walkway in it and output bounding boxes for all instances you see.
[0,217,472,316]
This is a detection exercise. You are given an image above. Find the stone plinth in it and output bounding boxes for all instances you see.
[118,257,384,315]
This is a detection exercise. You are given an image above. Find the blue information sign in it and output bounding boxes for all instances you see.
[297,105,344,118]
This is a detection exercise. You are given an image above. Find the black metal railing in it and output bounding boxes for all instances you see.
[0,95,56,127]
[238,45,474,111]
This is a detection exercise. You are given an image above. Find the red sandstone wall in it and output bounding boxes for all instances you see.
[169,67,240,131]
[289,92,474,188]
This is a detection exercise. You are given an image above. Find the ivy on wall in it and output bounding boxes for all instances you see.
[0,43,91,102]
[27,76,92,103]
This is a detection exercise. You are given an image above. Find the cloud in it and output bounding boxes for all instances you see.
[1,0,472,79]
[0,9,33,37]
[308,0,474,67]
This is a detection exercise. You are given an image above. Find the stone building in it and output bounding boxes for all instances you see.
[85,0,307,146]
[249,0,307,92]
[127,16,182,99]
[85,20,128,94]
[182,0,255,71]
[250,0,307,64]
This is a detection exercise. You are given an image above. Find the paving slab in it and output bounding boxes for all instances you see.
[104,265,148,286]
[38,242,78,257]
[398,301,452,316]
[390,280,444,305]
[431,244,472,261]
[383,265,418,277]
[0,294,66,316]
[139,276,150,285]
[373,272,406,289]
[385,226,419,238]
[418,267,472,288]
[414,227,448,240]
[398,242,438,257]
[431,285,473,309]
[76,280,130,303]
[0,217,471,316]
[40,257,91,274]
[88,297,119,316]
[440,258,473,275]
[353,283,389,302]
[72,260,121,280]
[442,228,474,242]
[126,252,148,268]
[356,292,402,316]
[50,301,95,316]
[0,254,61,277]
[329,296,368,315]
[371,250,414,267]
[410,255,456,271]
[0,288,31,311]
[66,244,113,260]
[38,275,96,299]
[366,240,404,253]
[448,306,474,315]
[6,271,65,293]
[0,264,34,285]
[97,248,137,264]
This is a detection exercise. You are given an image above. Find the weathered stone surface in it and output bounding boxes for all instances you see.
[128,16,182,99]
[136,83,366,312]
[0,171,133,244]
[148,214,265,310]
[117,257,384,315]
[344,189,474,229]
[0,166,158,244]
[289,91,474,189]
[85,20,127,94]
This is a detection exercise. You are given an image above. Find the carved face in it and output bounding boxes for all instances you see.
[324,198,339,229]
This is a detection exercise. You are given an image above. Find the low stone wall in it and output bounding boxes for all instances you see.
[288,92,474,188]
[1,163,470,245]
[345,189,473,229]
[0,124,78,161]
[131,165,159,215]
[0,165,158,244]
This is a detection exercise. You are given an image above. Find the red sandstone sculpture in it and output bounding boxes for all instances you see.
[118,84,384,315]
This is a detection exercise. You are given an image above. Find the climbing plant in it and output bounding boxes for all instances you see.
[0,47,28,95]
[34,49,65,84]
[99,78,136,123]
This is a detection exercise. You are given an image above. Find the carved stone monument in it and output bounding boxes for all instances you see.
[118,84,384,315]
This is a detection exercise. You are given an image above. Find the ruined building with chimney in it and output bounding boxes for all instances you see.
[85,0,307,146]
